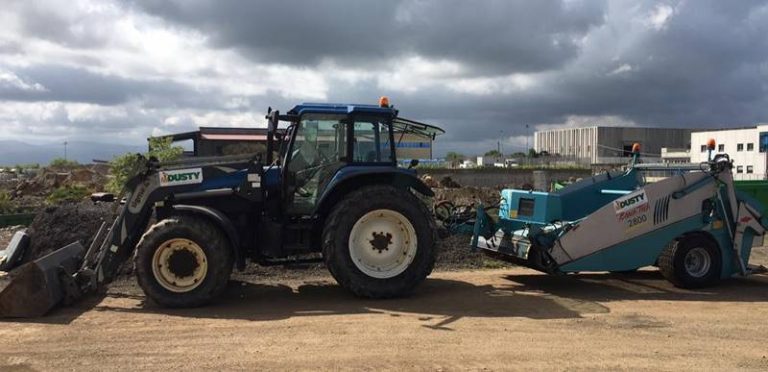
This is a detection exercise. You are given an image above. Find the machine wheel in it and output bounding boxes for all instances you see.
[322,185,436,298]
[658,235,721,288]
[135,215,233,308]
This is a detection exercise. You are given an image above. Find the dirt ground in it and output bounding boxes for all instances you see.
[1,247,767,371]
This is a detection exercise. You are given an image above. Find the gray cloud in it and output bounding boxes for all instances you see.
[132,0,606,76]
[2,0,768,157]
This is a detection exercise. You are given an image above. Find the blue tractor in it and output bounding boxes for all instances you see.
[0,99,444,317]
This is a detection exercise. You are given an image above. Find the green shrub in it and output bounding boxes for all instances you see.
[106,137,183,194]
[47,185,90,204]
[0,190,12,214]
[49,158,80,168]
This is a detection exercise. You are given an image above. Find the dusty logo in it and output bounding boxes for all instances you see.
[614,189,650,231]
[613,190,647,214]
[159,168,203,187]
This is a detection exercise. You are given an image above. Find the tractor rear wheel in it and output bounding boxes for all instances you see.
[135,215,233,307]
[658,234,721,288]
[322,185,436,298]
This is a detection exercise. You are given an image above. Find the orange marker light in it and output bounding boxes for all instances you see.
[707,138,716,150]
[379,96,390,107]
[632,143,641,153]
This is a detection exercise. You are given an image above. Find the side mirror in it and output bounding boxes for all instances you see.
[408,159,419,169]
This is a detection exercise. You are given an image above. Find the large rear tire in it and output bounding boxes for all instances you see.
[322,185,436,298]
[135,215,233,308]
[658,234,721,288]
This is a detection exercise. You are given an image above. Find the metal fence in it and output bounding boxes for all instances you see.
[0,213,36,228]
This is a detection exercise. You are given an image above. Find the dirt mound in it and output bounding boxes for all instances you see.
[435,235,483,269]
[13,166,108,197]
[433,186,500,208]
[23,201,114,263]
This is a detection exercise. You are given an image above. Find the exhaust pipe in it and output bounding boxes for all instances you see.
[0,242,85,318]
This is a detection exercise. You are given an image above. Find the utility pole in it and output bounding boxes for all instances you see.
[63,141,68,161]
[526,124,530,153]
[499,130,504,157]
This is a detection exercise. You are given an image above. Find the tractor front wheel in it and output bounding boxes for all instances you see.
[322,185,436,298]
[135,215,233,307]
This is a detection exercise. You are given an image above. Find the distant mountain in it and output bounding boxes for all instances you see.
[0,140,145,165]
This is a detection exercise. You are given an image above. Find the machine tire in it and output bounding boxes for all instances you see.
[658,234,721,288]
[322,185,436,298]
[135,215,233,308]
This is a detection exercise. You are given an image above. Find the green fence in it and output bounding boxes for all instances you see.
[734,180,768,211]
[0,213,36,228]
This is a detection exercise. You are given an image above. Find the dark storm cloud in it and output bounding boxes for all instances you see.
[0,64,244,110]
[333,0,768,142]
[3,0,768,156]
[132,0,606,75]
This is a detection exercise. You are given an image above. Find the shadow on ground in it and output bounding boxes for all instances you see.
[9,268,768,327]
[505,269,768,303]
[89,277,601,329]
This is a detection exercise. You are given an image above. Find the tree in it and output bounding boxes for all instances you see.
[107,137,184,193]
[527,148,539,158]
[48,158,80,169]
[484,150,502,158]
[445,152,464,168]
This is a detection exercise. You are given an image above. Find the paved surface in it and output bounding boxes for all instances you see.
[2,260,768,371]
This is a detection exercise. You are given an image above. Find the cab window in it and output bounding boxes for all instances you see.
[353,119,393,163]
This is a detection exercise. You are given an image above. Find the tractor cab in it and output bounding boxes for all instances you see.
[265,98,443,216]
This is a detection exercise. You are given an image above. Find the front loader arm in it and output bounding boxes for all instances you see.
[80,154,257,290]
[0,153,259,317]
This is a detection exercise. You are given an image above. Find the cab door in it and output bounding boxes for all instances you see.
[283,114,348,215]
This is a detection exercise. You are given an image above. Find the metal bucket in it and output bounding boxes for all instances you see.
[0,242,84,318]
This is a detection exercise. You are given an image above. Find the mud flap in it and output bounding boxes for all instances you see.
[0,242,84,318]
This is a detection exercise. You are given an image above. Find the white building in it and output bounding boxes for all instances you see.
[660,148,691,164]
[690,124,768,180]
[534,126,694,164]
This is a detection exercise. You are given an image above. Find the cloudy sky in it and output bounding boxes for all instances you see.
[1,0,767,156]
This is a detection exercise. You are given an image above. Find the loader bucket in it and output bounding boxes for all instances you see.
[0,242,84,318]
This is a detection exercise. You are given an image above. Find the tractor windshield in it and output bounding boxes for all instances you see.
[284,114,348,214]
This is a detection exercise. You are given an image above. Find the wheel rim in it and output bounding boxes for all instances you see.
[684,247,711,278]
[348,209,417,279]
[152,238,208,293]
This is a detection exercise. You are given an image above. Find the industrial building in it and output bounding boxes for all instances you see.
[689,124,768,180]
[534,126,695,164]
[154,127,269,157]
[153,126,433,160]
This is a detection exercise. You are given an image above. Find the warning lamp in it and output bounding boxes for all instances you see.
[707,138,716,151]
[379,96,390,107]
[632,143,641,154]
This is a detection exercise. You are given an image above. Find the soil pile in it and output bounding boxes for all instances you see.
[12,165,108,198]
[23,202,114,263]
[433,186,500,208]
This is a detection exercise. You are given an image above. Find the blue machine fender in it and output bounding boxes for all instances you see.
[315,166,434,214]
[171,205,244,270]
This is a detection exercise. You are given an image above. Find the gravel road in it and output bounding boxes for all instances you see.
[1,257,768,371]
